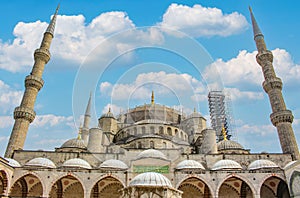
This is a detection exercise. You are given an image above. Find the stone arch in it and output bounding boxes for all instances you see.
[141,126,146,134]
[260,175,290,198]
[290,171,300,197]
[159,126,164,134]
[177,176,213,198]
[9,173,43,197]
[0,170,8,196]
[217,176,254,198]
[90,176,124,198]
[49,175,84,198]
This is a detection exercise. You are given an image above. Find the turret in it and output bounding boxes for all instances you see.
[87,128,104,153]
[5,5,60,158]
[250,7,299,160]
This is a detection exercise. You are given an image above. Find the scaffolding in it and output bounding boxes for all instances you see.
[208,90,235,142]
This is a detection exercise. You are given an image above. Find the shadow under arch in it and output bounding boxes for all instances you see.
[260,175,290,198]
[9,173,43,198]
[216,175,255,198]
[0,170,8,196]
[177,176,213,198]
[49,174,85,198]
[90,175,124,198]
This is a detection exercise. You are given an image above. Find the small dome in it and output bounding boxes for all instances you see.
[61,138,86,149]
[136,149,167,160]
[211,159,242,170]
[217,140,244,150]
[62,158,91,169]
[25,157,56,168]
[248,159,279,170]
[5,158,21,167]
[99,159,128,170]
[129,172,172,187]
[187,111,202,119]
[176,160,205,170]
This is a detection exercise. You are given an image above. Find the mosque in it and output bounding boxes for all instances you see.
[0,5,300,198]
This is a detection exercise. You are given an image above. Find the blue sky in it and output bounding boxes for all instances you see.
[0,0,300,155]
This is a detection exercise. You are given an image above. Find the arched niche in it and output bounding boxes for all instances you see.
[90,176,124,198]
[10,174,43,198]
[260,176,290,198]
[0,170,8,196]
[218,176,253,198]
[49,175,84,198]
[178,177,212,198]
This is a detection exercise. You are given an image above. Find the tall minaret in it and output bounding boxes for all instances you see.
[250,8,299,160]
[82,94,92,144]
[5,5,59,158]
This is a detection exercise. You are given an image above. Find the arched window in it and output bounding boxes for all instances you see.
[167,127,172,136]
[150,141,154,149]
[163,142,167,148]
[159,126,164,134]
[142,127,146,134]
[150,126,155,134]
[134,127,137,136]
[175,129,178,137]
[138,142,142,149]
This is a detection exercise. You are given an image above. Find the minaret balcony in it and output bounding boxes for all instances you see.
[34,48,51,63]
[270,110,294,126]
[256,50,273,66]
[25,75,44,90]
[14,106,36,123]
[262,77,283,93]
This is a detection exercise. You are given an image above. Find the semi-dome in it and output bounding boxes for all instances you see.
[61,138,86,149]
[25,157,56,168]
[136,149,167,160]
[99,159,128,170]
[176,160,205,170]
[211,159,242,170]
[62,158,91,169]
[217,140,244,150]
[129,172,172,187]
[5,158,21,167]
[248,159,279,170]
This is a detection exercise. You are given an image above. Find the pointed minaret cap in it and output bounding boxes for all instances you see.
[151,90,155,104]
[45,4,60,36]
[249,6,264,39]
[85,92,92,116]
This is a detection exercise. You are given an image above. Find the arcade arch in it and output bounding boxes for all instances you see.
[91,176,124,198]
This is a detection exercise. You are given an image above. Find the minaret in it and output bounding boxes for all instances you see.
[5,5,59,158]
[82,94,92,144]
[250,8,300,160]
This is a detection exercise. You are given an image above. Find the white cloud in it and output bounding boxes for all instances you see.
[224,88,264,101]
[0,116,14,128]
[102,103,124,115]
[0,12,164,73]
[160,3,248,37]
[32,114,73,128]
[237,123,275,136]
[100,71,207,101]
[204,48,300,87]
[0,80,22,114]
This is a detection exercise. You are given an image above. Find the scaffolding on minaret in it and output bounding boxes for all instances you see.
[208,90,236,142]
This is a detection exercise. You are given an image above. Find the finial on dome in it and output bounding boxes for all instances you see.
[45,4,60,36]
[222,125,227,141]
[151,90,155,104]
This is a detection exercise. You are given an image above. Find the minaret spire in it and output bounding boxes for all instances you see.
[5,6,60,158]
[82,93,92,144]
[250,8,299,160]
[46,4,60,36]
